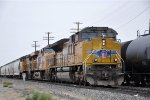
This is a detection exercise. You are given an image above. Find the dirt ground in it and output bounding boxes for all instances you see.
[0,78,148,100]
[0,78,58,100]
[0,78,89,100]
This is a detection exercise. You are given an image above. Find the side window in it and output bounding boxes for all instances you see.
[70,45,72,54]
[69,35,75,43]
[72,44,74,54]
[68,45,70,54]
[68,44,74,54]
[75,35,78,42]
[38,57,41,65]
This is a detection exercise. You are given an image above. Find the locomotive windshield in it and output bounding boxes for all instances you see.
[76,27,118,41]
[81,32,97,40]
[99,32,116,38]
[81,32,116,41]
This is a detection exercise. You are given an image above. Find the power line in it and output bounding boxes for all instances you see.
[116,6,150,30]
[91,0,130,25]
[32,41,40,52]
[43,32,54,45]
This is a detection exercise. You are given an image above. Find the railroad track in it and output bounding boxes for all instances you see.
[2,78,150,97]
[26,79,150,97]
[116,86,150,97]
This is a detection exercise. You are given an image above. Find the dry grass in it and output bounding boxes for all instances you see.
[25,92,52,100]
[3,81,13,88]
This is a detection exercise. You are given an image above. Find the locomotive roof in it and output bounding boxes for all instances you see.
[140,33,150,36]
[30,51,39,56]
[76,27,118,35]
[20,55,28,59]
[48,38,69,52]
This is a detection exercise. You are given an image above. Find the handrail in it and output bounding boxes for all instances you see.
[83,50,96,85]
[116,52,125,73]
[82,42,101,84]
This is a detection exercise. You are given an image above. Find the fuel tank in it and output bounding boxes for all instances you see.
[126,34,150,72]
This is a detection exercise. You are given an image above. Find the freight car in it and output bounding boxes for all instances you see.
[0,59,21,78]
[0,26,123,86]
[122,30,150,86]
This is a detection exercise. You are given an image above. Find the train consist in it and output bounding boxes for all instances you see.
[1,24,150,86]
[0,27,123,86]
[121,32,150,86]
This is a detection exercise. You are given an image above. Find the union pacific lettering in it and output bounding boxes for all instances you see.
[87,49,119,58]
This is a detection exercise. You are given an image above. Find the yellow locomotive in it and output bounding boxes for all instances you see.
[43,27,122,85]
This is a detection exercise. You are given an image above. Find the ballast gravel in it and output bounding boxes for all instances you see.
[0,78,149,100]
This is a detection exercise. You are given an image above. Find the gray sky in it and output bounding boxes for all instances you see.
[0,0,150,66]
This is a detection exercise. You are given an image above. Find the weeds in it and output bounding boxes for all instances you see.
[3,81,13,88]
[8,85,13,88]
[3,84,8,87]
[25,92,52,100]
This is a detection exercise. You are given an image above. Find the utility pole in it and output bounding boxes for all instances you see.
[71,22,82,33]
[149,20,150,34]
[32,41,39,52]
[43,32,54,45]
[137,30,140,37]
[144,20,150,35]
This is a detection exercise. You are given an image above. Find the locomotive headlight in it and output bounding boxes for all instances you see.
[102,39,106,46]
[94,58,98,62]
[114,58,117,62]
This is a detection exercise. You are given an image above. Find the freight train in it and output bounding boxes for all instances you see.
[0,27,123,86]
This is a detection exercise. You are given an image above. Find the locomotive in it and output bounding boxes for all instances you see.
[0,27,123,86]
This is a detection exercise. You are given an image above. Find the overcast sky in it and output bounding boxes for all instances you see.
[0,0,150,66]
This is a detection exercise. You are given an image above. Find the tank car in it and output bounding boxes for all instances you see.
[122,34,150,85]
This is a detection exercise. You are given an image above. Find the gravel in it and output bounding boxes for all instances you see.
[0,78,150,100]
[39,83,150,100]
